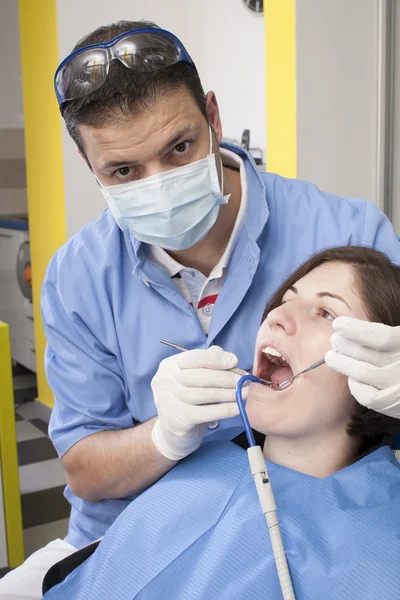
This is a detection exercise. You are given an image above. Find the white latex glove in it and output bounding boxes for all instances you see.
[325,317,400,418]
[151,346,242,461]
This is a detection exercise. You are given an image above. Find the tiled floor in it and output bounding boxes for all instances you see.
[13,368,70,559]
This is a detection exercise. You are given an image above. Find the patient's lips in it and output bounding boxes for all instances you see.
[254,343,294,390]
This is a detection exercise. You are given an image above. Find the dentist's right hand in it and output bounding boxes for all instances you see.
[151,346,242,461]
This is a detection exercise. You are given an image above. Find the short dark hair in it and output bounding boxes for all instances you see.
[61,20,208,154]
[262,246,400,456]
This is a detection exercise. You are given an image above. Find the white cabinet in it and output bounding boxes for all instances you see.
[0,227,36,372]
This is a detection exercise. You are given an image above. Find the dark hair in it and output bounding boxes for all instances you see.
[262,246,400,456]
[61,20,208,154]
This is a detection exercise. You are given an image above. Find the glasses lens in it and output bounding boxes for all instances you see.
[116,32,181,72]
[56,48,109,101]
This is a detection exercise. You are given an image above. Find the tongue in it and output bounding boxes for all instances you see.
[271,366,293,387]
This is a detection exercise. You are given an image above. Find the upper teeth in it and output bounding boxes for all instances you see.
[262,346,287,365]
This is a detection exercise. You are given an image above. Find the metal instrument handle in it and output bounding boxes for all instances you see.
[160,340,272,386]
[295,358,325,377]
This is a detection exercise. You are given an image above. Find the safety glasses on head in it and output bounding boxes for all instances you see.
[54,27,195,106]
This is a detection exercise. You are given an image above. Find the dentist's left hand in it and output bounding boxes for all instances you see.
[325,317,400,418]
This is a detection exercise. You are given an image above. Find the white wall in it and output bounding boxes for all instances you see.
[296,0,379,203]
[0,0,27,216]
[56,0,266,238]
[188,1,266,152]
[391,1,400,234]
[0,0,24,129]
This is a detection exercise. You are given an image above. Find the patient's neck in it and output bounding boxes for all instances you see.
[263,428,356,478]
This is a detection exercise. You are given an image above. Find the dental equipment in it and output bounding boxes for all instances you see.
[277,358,326,390]
[236,375,296,600]
[160,339,274,386]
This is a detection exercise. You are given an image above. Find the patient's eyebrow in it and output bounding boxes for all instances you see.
[317,292,351,310]
[286,286,351,310]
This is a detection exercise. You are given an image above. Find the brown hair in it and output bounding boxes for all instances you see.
[61,21,208,155]
[262,246,400,455]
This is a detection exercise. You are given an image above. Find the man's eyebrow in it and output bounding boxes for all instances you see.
[317,292,351,310]
[100,158,140,171]
[158,126,197,156]
[100,126,197,171]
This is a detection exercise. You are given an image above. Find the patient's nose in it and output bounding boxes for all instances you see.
[266,303,297,336]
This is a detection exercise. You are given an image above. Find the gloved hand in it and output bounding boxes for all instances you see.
[151,346,242,461]
[325,317,400,418]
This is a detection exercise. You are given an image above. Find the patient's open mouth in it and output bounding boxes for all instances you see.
[255,346,294,390]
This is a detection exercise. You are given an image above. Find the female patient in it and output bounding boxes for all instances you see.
[44,246,400,599]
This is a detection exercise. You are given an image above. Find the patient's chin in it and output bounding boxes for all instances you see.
[246,383,296,432]
[246,376,319,435]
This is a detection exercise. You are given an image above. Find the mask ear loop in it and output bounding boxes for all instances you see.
[209,125,213,155]
[209,124,225,195]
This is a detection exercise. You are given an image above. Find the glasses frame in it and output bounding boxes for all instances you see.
[54,27,195,105]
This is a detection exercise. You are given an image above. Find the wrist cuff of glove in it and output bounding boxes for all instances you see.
[152,419,203,461]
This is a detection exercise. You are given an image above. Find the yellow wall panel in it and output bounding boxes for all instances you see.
[0,323,24,566]
[264,0,297,178]
[19,0,66,407]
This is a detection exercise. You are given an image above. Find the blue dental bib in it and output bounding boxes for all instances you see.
[44,442,400,599]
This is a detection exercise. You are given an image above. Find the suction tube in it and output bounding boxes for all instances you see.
[236,376,296,600]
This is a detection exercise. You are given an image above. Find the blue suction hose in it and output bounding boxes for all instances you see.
[235,374,297,599]
[235,374,264,448]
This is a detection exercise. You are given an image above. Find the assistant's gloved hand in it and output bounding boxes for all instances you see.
[151,346,242,461]
[325,317,400,418]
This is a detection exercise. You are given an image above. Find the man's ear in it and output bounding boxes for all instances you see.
[205,91,223,142]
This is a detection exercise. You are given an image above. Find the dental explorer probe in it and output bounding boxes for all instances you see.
[160,340,274,387]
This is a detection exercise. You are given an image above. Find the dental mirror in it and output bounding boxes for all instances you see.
[277,358,326,390]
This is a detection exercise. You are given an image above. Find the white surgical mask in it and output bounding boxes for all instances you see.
[98,127,230,251]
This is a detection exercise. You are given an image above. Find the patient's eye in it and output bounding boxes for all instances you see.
[319,308,335,321]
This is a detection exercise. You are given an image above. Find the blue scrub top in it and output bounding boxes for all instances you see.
[41,143,400,548]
